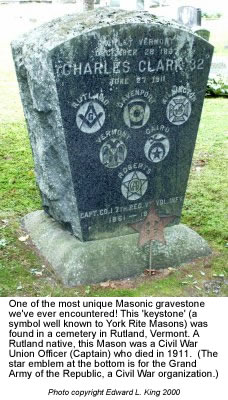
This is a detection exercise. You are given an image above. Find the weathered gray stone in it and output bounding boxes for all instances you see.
[177,6,201,27]
[12,8,213,242]
[22,210,212,286]
[194,28,210,42]
[210,56,228,79]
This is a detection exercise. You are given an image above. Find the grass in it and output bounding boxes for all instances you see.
[0,10,227,297]
[183,98,228,247]
[0,97,227,297]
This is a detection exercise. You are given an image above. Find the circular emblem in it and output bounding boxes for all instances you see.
[166,95,191,125]
[144,134,170,163]
[121,171,148,201]
[123,98,150,129]
[76,100,105,133]
[100,138,127,169]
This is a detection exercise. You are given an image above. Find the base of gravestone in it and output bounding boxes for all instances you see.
[22,210,212,287]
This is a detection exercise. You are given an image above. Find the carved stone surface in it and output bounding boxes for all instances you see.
[12,8,213,241]
[177,6,201,27]
[22,210,212,286]
[194,28,210,42]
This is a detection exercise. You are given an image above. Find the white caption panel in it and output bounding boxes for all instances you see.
[0,297,226,400]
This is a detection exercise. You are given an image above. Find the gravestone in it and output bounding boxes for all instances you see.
[210,56,228,79]
[110,0,120,7]
[194,28,210,42]
[12,8,213,285]
[136,0,144,10]
[177,6,201,28]
[177,7,210,43]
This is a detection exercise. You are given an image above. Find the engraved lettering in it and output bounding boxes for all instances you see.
[166,59,174,71]
[139,60,146,73]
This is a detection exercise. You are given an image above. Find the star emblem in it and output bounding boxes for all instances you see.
[121,171,148,201]
[150,146,164,161]
[130,206,175,247]
[144,134,170,164]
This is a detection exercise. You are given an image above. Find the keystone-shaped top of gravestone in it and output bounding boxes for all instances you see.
[12,8,213,241]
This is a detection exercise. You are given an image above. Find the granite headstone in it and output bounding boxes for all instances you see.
[194,28,210,42]
[177,6,201,28]
[210,56,228,79]
[177,7,209,42]
[109,0,120,7]
[136,0,144,10]
[12,9,213,244]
